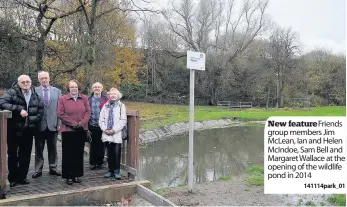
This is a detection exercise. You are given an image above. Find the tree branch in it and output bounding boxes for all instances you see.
[15,0,40,11]
[51,61,84,80]
[164,50,186,59]
[78,0,91,26]
[95,7,159,20]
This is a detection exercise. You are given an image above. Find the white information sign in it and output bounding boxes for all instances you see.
[187,51,205,70]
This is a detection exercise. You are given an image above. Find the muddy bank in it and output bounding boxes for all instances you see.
[161,175,329,206]
[139,119,266,144]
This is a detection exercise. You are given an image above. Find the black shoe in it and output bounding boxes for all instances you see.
[66,179,73,185]
[9,182,16,187]
[0,190,6,199]
[90,165,97,170]
[32,172,42,178]
[49,170,61,176]
[18,179,30,185]
[72,177,81,183]
[96,165,103,169]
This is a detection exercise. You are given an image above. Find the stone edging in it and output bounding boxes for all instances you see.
[139,118,266,144]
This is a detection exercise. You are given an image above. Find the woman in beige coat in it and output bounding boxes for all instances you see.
[99,88,127,179]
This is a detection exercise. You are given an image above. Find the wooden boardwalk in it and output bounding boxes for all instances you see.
[0,110,142,205]
[6,140,132,199]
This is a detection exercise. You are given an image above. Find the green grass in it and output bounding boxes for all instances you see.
[297,199,303,206]
[241,122,264,127]
[328,194,346,206]
[246,165,264,186]
[218,175,232,181]
[177,182,187,187]
[246,165,264,174]
[125,102,345,130]
[305,200,316,206]
[154,187,170,196]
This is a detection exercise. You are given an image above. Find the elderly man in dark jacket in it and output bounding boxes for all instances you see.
[0,75,44,187]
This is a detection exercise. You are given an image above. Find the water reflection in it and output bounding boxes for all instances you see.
[139,126,265,188]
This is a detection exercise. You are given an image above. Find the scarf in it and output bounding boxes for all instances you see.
[107,100,116,129]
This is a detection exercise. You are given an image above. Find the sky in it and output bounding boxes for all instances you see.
[266,0,346,55]
[140,0,346,55]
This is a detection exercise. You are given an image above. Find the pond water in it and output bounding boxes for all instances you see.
[138,126,265,188]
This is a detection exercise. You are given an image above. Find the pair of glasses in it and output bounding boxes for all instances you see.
[21,81,31,84]
[69,86,78,88]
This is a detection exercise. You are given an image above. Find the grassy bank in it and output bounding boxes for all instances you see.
[246,165,264,186]
[328,194,346,206]
[124,102,345,130]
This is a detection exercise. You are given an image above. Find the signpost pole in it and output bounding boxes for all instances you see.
[186,50,205,192]
[188,68,195,192]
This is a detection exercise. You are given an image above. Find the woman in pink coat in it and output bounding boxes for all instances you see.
[57,80,90,185]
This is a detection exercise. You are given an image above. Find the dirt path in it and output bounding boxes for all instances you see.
[161,175,330,206]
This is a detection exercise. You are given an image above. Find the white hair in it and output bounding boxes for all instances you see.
[38,71,49,79]
[109,88,123,99]
[18,75,31,82]
[92,82,103,88]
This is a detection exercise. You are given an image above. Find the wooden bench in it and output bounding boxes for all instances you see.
[217,101,231,107]
[217,101,252,109]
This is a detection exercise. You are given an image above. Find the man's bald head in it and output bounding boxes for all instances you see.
[17,75,32,91]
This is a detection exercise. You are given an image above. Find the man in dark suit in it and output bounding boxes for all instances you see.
[32,71,62,178]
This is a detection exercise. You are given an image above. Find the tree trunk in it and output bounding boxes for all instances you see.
[36,36,45,73]
[266,88,270,109]
[280,76,284,107]
[85,0,97,93]
[276,71,280,108]
[279,66,285,107]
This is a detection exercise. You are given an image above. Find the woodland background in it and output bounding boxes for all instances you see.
[0,0,345,107]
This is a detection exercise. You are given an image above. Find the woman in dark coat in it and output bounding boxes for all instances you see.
[57,80,90,185]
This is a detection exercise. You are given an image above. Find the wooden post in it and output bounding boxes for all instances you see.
[127,111,140,168]
[0,110,11,199]
[121,111,140,179]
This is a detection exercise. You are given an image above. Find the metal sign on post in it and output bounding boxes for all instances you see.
[186,51,205,192]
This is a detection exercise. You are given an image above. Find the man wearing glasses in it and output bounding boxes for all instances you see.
[88,82,108,170]
[0,75,44,187]
[32,71,62,179]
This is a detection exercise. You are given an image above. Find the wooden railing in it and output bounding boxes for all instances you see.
[0,110,140,199]
[0,110,11,199]
[121,111,140,179]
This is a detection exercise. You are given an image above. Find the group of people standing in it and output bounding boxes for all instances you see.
[0,71,127,187]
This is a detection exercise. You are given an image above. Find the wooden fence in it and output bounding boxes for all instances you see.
[0,111,11,199]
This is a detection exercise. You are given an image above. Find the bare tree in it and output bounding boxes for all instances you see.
[77,0,159,91]
[267,26,301,107]
[163,0,270,105]
[13,0,86,73]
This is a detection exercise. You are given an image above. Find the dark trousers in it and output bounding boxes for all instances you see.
[105,142,122,172]
[34,128,58,172]
[61,131,85,179]
[7,130,33,182]
[89,126,105,166]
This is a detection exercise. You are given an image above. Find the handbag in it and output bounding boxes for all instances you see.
[120,103,128,140]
